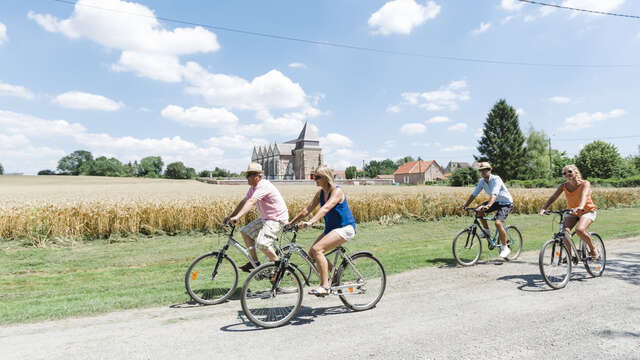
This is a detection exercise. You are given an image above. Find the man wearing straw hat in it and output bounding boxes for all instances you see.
[225,162,289,272]
[462,162,514,259]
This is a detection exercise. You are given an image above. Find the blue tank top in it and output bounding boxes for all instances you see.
[319,186,356,234]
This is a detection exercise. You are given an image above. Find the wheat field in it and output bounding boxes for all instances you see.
[2,176,639,245]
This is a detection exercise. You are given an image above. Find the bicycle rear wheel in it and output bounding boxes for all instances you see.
[336,253,386,311]
[185,252,238,305]
[539,239,572,289]
[241,262,303,328]
[452,229,482,266]
[504,225,523,261]
[582,233,606,277]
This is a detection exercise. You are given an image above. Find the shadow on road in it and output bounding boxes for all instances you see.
[220,305,351,332]
[605,252,640,286]
[595,329,640,338]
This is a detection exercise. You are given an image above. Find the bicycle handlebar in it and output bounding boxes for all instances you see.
[282,224,299,233]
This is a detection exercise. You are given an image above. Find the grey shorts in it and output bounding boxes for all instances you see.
[481,201,514,222]
[241,218,282,251]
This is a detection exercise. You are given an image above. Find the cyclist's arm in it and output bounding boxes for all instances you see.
[307,188,344,225]
[289,190,321,224]
[231,197,258,220]
[228,198,247,218]
[541,184,564,210]
[462,194,476,208]
[485,194,497,208]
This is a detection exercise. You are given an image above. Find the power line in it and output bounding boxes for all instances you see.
[516,0,640,19]
[44,0,637,68]
[553,134,640,142]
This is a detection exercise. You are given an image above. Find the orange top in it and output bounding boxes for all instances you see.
[563,181,596,215]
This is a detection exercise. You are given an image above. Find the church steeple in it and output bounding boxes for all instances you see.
[295,121,320,150]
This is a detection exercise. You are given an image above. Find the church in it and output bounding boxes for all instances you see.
[251,122,322,180]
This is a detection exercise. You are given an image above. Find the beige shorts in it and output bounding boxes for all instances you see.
[241,218,282,251]
[329,225,356,242]
[563,210,597,223]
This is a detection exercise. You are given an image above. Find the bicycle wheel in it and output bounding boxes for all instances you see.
[241,262,303,328]
[504,225,523,261]
[582,233,606,277]
[452,229,482,266]
[539,239,572,289]
[185,252,238,305]
[280,244,314,284]
[336,253,386,311]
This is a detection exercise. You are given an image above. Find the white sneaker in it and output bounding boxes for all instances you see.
[499,246,511,258]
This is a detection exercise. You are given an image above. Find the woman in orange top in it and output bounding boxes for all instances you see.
[539,165,599,259]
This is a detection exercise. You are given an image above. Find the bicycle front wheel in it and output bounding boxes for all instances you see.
[452,229,482,266]
[336,253,386,311]
[539,239,571,289]
[582,233,606,277]
[241,263,303,328]
[185,252,238,305]
[504,226,523,261]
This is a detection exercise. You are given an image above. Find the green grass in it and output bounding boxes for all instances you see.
[2,207,640,325]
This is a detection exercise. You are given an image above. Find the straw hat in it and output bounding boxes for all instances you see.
[477,162,492,171]
[246,162,263,174]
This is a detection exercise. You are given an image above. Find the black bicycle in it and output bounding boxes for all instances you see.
[538,209,606,289]
[452,207,523,266]
[240,224,386,328]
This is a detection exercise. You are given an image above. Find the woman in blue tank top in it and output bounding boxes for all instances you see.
[288,165,356,296]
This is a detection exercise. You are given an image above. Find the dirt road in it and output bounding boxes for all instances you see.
[2,237,639,359]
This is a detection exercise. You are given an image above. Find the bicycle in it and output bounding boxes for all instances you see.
[452,207,523,266]
[538,209,606,290]
[185,224,276,305]
[240,224,387,328]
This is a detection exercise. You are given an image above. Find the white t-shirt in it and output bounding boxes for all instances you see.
[472,174,513,205]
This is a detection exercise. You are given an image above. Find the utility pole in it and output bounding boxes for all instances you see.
[548,137,553,179]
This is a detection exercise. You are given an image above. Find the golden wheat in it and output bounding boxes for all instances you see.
[1,176,639,244]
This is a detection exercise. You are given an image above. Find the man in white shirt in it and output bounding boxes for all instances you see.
[462,162,514,258]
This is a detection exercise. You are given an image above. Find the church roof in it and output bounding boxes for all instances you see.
[275,143,295,155]
[296,121,319,142]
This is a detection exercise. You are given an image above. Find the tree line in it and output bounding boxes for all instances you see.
[36,150,239,179]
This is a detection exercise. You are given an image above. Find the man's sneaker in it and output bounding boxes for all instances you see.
[499,246,511,258]
[239,262,258,273]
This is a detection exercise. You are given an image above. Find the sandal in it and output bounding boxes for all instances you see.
[589,251,601,261]
[308,287,331,297]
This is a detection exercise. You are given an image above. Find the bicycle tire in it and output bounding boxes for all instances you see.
[240,262,303,328]
[582,233,606,277]
[336,253,386,311]
[280,244,314,284]
[452,229,482,266]
[539,239,572,289]
[504,225,523,261]
[185,252,238,305]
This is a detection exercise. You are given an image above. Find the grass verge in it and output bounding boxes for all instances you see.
[2,207,640,325]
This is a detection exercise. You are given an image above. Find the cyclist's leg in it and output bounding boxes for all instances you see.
[255,220,280,262]
[240,223,260,262]
[478,201,490,233]
[309,230,347,291]
[494,203,513,246]
[575,214,596,256]
[562,214,578,255]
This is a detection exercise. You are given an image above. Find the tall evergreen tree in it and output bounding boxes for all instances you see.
[475,99,527,181]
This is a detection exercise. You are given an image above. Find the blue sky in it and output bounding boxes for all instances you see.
[1,0,639,174]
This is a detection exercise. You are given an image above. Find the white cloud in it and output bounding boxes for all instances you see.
[471,22,492,35]
[562,0,625,16]
[377,139,396,154]
[400,123,427,135]
[0,22,7,45]
[0,110,85,138]
[324,148,369,171]
[288,62,307,69]
[426,116,450,123]
[161,105,238,129]
[320,133,354,148]
[399,80,470,111]
[386,105,402,113]
[501,15,516,24]
[516,108,525,116]
[28,0,219,82]
[501,0,524,11]
[442,145,473,152]
[53,91,123,111]
[474,127,483,138]
[549,96,571,104]
[559,109,626,131]
[447,122,468,132]
[206,135,268,151]
[0,82,35,100]
[368,0,440,35]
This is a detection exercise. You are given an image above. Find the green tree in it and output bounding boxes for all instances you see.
[476,99,527,181]
[378,159,398,174]
[0,163,3,175]
[37,169,56,175]
[449,167,479,187]
[211,167,232,178]
[575,140,622,179]
[57,150,93,175]
[551,150,574,178]
[198,170,212,178]
[525,128,551,179]
[81,156,125,177]
[138,156,163,178]
[395,156,415,167]
[186,167,197,179]
[165,162,189,179]
[345,166,357,179]
[364,160,380,178]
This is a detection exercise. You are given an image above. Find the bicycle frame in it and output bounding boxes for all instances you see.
[212,225,271,276]
[548,211,587,264]
[465,212,510,249]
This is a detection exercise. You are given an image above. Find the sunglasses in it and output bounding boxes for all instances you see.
[562,170,573,175]
[314,175,324,180]
[246,173,258,178]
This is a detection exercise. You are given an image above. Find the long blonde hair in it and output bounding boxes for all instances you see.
[314,164,336,187]
[563,164,583,182]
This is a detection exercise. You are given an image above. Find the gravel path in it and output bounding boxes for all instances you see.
[2,237,639,360]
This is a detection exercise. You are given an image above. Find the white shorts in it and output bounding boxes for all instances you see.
[563,210,597,223]
[329,225,356,242]
[241,218,282,250]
